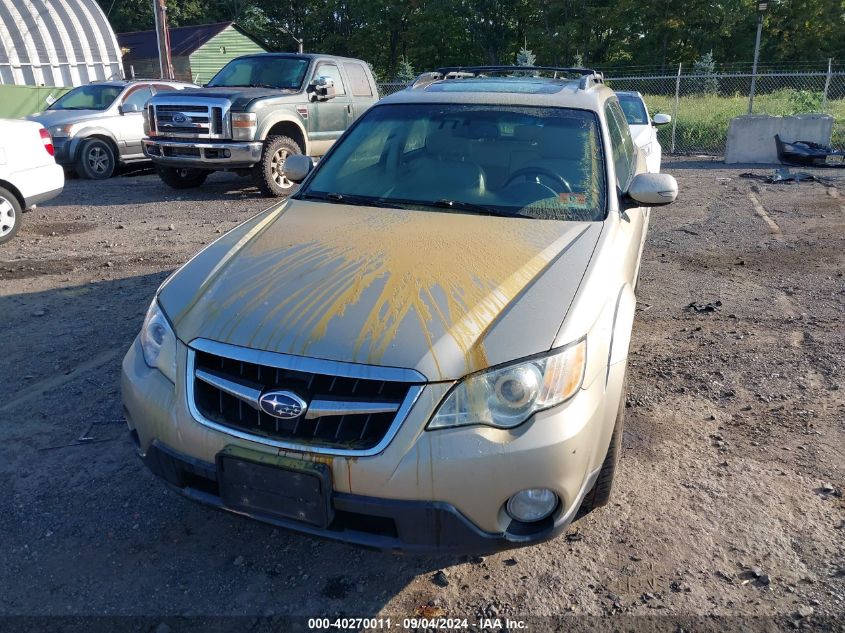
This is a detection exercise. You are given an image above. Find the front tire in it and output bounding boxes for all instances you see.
[579,379,626,515]
[156,166,210,189]
[0,186,22,245]
[252,135,302,197]
[76,138,116,179]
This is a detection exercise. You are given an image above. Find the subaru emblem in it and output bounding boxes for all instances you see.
[172,113,188,123]
[258,390,307,420]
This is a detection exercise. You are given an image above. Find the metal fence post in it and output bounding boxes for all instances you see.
[671,63,681,154]
[822,58,832,112]
[748,10,764,113]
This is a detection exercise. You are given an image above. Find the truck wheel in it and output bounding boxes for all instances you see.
[578,378,626,515]
[253,135,301,197]
[156,166,209,189]
[77,138,116,179]
[0,186,22,245]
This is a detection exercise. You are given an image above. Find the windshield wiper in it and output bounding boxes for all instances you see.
[299,193,526,217]
[431,199,526,218]
[299,192,399,209]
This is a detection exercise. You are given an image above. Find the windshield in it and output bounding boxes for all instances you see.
[617,94,649,125]
[49,84,122,111]
[207,56,309,89]
[298,103,606,222]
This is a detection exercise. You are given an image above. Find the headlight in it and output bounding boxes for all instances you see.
[428,339,587,430]
[140,299,177,383]
[231,112,257,140]
[50,124,72,138]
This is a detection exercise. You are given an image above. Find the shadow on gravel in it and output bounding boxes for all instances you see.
[52,169,291,207]
[1,274,455,618]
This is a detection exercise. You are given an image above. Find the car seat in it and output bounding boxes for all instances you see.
[397,128,486,200]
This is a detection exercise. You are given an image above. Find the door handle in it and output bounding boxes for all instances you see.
[347,104,352,115]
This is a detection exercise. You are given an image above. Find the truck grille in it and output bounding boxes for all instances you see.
[187,343,424,454]
[151,99,230,139]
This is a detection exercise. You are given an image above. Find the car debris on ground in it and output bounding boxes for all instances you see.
[739,168,840,187]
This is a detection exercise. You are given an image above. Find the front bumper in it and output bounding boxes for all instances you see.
[143,138,263,168]
[138,439,600,553]
[52,137,73,166]
[122,337,626,552]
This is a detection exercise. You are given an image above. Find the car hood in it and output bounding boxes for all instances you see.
[159,201,601,381]
[166,87,296,110]
[629,124,653,149]
[27,109,108,126]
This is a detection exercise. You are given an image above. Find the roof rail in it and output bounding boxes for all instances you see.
[128,78,195,83]
[413,66,604,90]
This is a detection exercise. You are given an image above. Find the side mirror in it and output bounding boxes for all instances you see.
[284,154,314,183]
[652,113,671,126]
[309,76,336,101]
[119,102,142,115]
[627,172,678,206]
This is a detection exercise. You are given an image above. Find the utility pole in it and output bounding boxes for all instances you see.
[153,0,174,79]
[279,25,304,54]
[748,1,768,114]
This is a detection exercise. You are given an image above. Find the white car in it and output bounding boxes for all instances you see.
[615,91,670,173]
[0,119,65,245]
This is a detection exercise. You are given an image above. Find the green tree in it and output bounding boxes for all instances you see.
[516,46,536,66]
[95,0,845,78]
[692,51,719,95]
[395,56,416,83]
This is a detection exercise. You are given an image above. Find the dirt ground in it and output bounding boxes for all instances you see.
[1,159,843,632]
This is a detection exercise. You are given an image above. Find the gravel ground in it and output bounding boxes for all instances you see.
[1,160,843,632]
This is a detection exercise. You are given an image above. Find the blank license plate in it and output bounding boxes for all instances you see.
[217,450,333,528]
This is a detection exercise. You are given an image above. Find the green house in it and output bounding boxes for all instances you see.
[117,22,267,85]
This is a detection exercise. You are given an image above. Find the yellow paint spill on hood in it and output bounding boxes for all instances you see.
[167,202,596,380]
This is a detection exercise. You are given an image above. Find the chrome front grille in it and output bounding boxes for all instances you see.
[157,105,211,134]
[151,98,231,139]
[186,340,425,455]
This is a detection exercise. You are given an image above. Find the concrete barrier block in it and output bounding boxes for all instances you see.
[725,114,833,164]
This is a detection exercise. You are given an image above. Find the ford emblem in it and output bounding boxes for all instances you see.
[259,390,307,419]
[172,113,188,123]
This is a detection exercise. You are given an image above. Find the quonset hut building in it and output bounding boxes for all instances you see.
[0,0,123,86]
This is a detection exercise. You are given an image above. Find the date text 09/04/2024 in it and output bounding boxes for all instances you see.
[307,617,529,630]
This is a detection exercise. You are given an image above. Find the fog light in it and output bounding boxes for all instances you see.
[223,149,231,158]
[506,488,558,522]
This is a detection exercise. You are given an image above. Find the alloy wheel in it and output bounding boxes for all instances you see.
[87,146,110,175]
[0,196,16,238]
[270,148,293,189]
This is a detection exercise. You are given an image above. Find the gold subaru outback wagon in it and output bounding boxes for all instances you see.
[122,66,678,552]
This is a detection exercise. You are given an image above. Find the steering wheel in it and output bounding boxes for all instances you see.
[504,167,572,193]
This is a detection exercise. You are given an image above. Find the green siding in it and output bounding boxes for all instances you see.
[189,25,266,85]
[125,57,191,82]
[0,85,71,118]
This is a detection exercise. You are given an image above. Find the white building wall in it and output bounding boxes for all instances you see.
[0,0,124,87]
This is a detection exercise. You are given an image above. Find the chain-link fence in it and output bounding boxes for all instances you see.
[377,82,411,98]
[377,68,845,156]
[606,70,845,155]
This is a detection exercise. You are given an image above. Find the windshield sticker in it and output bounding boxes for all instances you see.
[559,192,589,207]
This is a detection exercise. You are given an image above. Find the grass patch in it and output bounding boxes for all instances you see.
[637,89,845,154]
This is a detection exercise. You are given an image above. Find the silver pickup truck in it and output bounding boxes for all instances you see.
[142,53,379,196]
